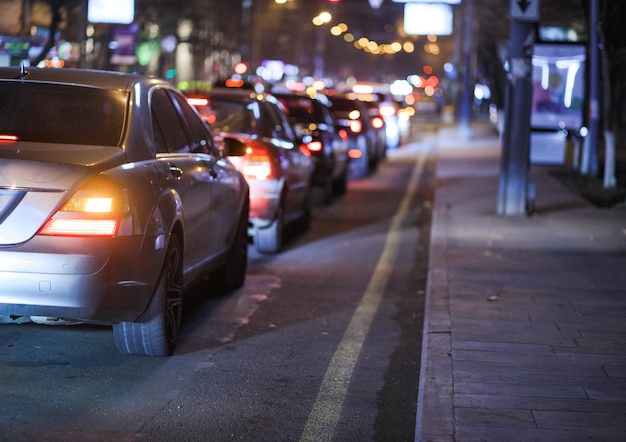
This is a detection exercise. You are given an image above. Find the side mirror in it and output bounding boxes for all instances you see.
[222,136,248,157]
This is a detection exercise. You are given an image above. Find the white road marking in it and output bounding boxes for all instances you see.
[300,150,427,441]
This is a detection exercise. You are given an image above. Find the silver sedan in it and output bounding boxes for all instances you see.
[0,67,250,356]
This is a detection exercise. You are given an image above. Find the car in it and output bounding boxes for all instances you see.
[187,87,315,254]
[357,94,388,160]
[327,93,380,178]
[375,93,402,150]
[272,91,350,202]
[0,67,250,356]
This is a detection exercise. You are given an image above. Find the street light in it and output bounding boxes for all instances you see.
[312,11,332,26]
[312,11,332,78]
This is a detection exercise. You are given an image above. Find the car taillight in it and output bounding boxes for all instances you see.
[306,140,323,152]
[299,145,312,157]
[232,146,274,180]
[38,176,128,237]
[348,149,362,159]
[187,97,208,106]
[0,134,18,141]
[349,120,362,134]
[371,116,384,130]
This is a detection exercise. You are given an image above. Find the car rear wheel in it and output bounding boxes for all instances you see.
[333,167,348,195]
[317,175,333,205]
[255,206,283,254]
[350,138,370,179]
[113,235,183,356]
[296,188,313,233]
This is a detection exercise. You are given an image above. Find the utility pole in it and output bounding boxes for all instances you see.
[457,0,474,140]
[241,0,253,64]
[497,0,540,216]
[581,0,600,177]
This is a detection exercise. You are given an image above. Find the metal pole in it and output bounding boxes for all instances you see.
[241,0,252,62]
[457,0,474,140]
[585,0,600,177]
[497,19,535,216]
[314,24,325,79]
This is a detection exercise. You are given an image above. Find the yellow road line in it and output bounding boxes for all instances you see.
[300,151,427,441]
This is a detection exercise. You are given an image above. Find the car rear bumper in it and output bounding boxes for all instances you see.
[0,235,164,323]
[248,179,282,228]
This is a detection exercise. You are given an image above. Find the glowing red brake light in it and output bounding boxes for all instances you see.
[0,134,18,141]
[348,149,362,159]
[187,97,209,106]
[38,176,127,237]
[39,218,119,236]
[232,146,274,180]
[371,116,384,130]
[306,140,323,152]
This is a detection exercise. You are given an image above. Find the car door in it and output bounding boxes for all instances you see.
[151,88,218,278]
[319,101,348,179]
[262,100,311,215]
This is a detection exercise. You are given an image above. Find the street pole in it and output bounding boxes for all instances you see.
[497,0,539,216]
[581,0,600,177]
[314,24,325,79]
[457,0,474,140]
[241,0,253,63]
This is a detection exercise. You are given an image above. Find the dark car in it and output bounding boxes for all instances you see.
[187,87,315,254]
[358,94,388,159]
[327,93,380,178]
[273,91,350,202]
[0,67,250,356]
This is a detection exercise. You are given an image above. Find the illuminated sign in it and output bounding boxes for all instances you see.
[88,0,134,24]
[404,4,453,36]
[393,0,460,4]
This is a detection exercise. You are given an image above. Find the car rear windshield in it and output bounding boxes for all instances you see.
[276,97,321,123]
[0,82,127,146]
[202,99,254,134]
[329,98,359,112]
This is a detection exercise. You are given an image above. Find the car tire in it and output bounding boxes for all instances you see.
[113,234,183,356]
[217,200,249,290]
[350,138,369,179]
[333,167,348,195]
[255,206,283,254]
[321,175,333,205]
[297,188,313,233]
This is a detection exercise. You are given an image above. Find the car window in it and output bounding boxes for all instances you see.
[151,89,190,154]
[264,101,295,141]
[170,91,216,154]
[277,96,317,124]
[319,104,336,132]
[0,82,126,146]
[204,99,255,135]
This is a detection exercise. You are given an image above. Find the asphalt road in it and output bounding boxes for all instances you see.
[0,122,437,441]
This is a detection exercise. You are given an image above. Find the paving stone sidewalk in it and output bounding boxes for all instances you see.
[415,125,626,441]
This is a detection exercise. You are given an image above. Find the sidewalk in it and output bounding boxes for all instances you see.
[415,123,626,441]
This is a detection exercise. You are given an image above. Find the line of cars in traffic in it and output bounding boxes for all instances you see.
[0,67,404,356]
[184,82,399,254]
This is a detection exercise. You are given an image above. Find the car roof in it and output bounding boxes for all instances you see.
[0,67,161,92]
[273,90,329,102]
[207,87,281,105]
